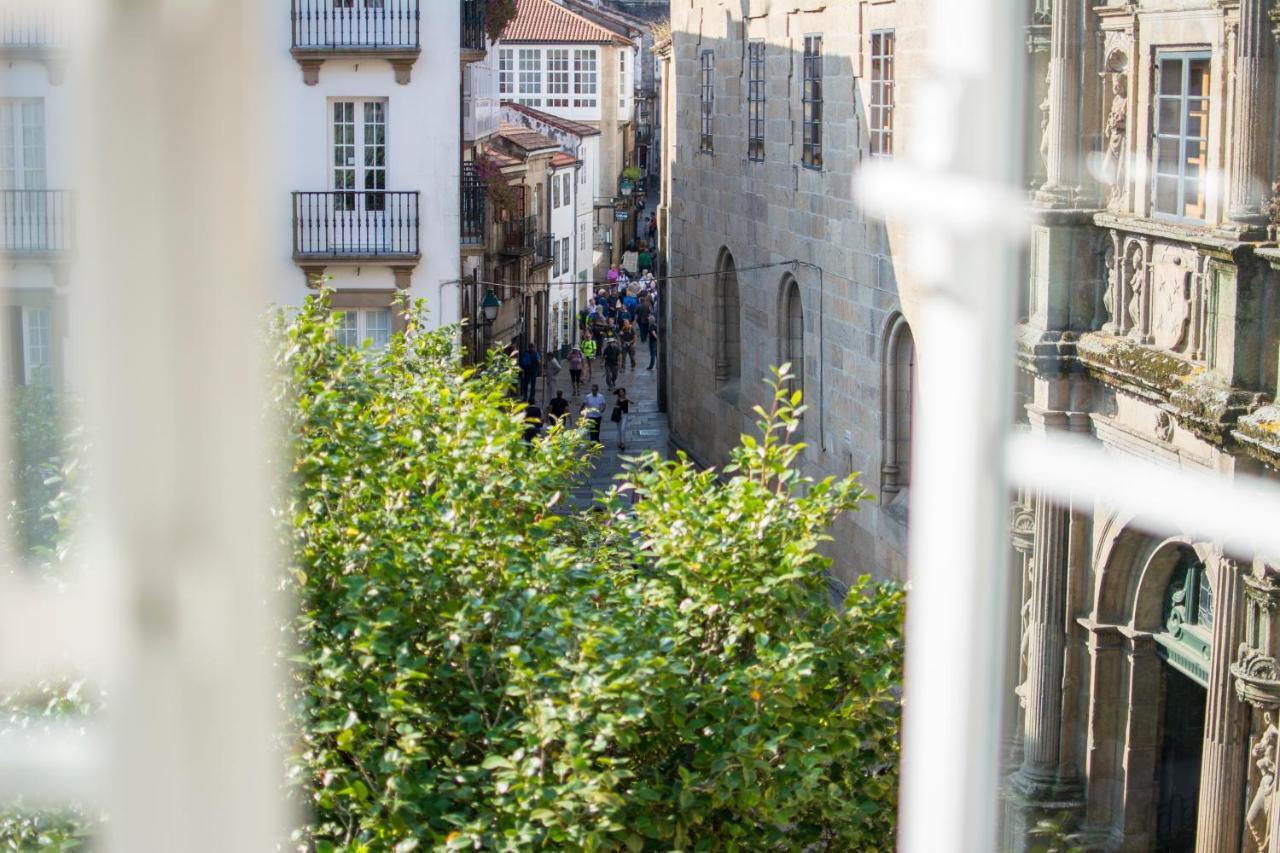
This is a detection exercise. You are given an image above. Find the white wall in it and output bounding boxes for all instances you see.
[264,5,461,328]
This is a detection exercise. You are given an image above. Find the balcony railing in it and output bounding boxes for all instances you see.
[291,0,419,50]
[1,190,72,254]
[1,5,60,48]
[501,215,537,255]
[461,163,486,246]
[532,233,553,268]
[292,191,419,259]
[461,0,487,52]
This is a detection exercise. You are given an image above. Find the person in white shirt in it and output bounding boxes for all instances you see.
[583,385,606,444]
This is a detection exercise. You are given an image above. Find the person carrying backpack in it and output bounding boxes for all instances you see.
[518,343,541,402]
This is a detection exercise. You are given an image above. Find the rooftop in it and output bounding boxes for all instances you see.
[503,102,601,137]
[499,0,634,46]
[497,124,562,154]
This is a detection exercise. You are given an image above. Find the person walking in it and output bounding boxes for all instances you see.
[567,347,585,394]
[611,387,631,451]
[619,321,637,370]
[647,327,659,370]
[583,385,605,444]
[646,213,657,247]
[517,343,541,402]
[548,389,570,426]
[580,336,597,379]
[638,244,653,275]
[601,334,621,389]
[522,400,544,444]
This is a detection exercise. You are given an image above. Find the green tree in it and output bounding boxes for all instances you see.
[280,295,904,851]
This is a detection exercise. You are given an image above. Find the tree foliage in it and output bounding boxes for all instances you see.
[280,295,904,851]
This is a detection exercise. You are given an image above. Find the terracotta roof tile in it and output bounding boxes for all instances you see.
[549,152,578,168]
[500,0,634,46]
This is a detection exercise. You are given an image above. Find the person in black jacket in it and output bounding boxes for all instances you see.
[611,388,631,451]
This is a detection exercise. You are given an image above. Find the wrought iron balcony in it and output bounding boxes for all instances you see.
[461,162,486,247]
[531,233,554,269]
[461,0,487,54]
[290,0,420,84]
[292,191,419,260]
[1,6,59,48]
[1,190,72,255]
[501,215,538,256]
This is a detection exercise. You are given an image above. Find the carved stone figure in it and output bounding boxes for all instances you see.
[1038,69,1051,177]
[1247,720,1278,853]
[1154,411,1174,443]
[1102,73,1128,205]
[1126,246,1145,334]
[1102,240,1117,330]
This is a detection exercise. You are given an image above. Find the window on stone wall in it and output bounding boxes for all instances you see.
[700,50,714,154]
[782,276,803,403]
[1153,51,1210,221]
[747,40,765,162]
[802,35,822,169]
[870,30,895,158]
[881,314,915,505]
[714,249,740,383]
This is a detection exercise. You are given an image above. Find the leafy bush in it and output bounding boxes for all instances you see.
[280,296,903,851]
[1,387,99,851]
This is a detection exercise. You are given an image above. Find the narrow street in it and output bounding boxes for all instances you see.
[542,341,669,510]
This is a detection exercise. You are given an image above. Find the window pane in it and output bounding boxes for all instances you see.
[1188,59,1209,97]
[1159,60,1183,96]
[1155,176,1179,214]
[365,309,391,349]
[336,311,359,348]
[1157,98,1181,134]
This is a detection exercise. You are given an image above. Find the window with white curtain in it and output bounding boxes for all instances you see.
[336,308,391,349]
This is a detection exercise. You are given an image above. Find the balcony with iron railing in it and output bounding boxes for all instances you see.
[461,163,486,248]
[461,0,487,57]
[1,190,72,255]
[0,2,66,79]
[292,190,419,262]
[290,0,420,84]
[501,215,537,256]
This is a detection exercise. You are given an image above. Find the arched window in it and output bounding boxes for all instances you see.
[714,248,741,383]
[881,314,915,503]
[780,275,804,401]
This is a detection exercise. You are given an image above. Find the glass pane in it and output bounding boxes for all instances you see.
[1183,179,1204,219]
[1188,59,1209,97]
[1186,101,1209,139]
[1159,59,1184,95]
[365,309,391,349]
[1197,570,1214,628]
[1155,175,1179,213]
[1157,98,1181,134]
[1156,140,1181,175]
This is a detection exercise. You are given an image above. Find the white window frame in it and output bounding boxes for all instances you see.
[869,30,895,159]
[547,48,570,108]
[498,48,514,96]
[0,99,46,191]
[335,307,392,349]
[330,98,387,211]
[573,48,598,109]
[1151,50,1211,222]
[21,306,51,386]
[518,48,542,105]
[560,236,570,276]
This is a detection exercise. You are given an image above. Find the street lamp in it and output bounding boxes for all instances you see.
[481,288,501,326]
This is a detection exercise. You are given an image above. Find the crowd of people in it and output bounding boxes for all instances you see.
[515,242,660,453]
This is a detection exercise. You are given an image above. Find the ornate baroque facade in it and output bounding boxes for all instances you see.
[661,0,1280,849]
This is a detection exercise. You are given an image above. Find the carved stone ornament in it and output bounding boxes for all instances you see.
[1125,243,1145,333]
[1102,70,1128,206]
[1234,645,1280,709]
[1247,720,1278,853]
[1154,411,1174,443]
[1149,251,1193,351]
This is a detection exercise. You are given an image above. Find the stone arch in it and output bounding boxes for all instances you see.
[777,273,804,401]
[714,247,741,384]
[880,312,915,501]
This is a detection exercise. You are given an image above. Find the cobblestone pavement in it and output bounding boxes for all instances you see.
[538,344,669,511]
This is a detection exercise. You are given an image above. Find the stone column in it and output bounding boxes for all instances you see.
[1226,0,1274,231]
[1196,555,1248,853]
[1019,492,1071,781]
[1037,0,1082,206]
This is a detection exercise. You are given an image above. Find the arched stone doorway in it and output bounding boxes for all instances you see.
[1149,546,1212,852]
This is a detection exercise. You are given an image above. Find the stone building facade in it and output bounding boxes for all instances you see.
[663,1,1280,850]
[661,0,930,584]
[1008,1,1280,851]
